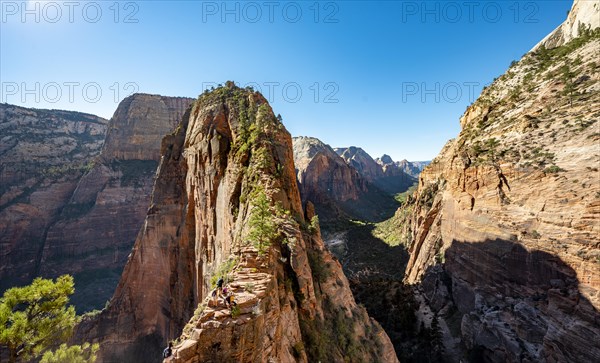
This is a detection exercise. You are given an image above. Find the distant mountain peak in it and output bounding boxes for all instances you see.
[379,154,394,164]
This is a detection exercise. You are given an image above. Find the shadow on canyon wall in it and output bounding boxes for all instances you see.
[347,237,599,362]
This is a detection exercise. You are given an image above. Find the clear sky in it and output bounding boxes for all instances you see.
[1,0,573,161]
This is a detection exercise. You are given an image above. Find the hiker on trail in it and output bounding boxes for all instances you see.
[211,288,218,307]
[163,342,173,359]
[224,288,237,309]
[216,277,225,301]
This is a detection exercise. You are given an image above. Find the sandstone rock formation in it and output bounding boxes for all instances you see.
[101,94,192,161]
[294,136,366,204]
[336,147,416,196]
[293,136,398,223]
[533,0,600,51]
[336,146,385,181]
[39,94,193,312]
[394,3,600,361]
[0,94,193,313]
[377,155,429,181]
[78,84,398,363]
[393,159,430,178]
[0,104,108,294]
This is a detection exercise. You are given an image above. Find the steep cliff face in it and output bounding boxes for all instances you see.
[39,94,193,312]
[336,147,416,196]
[398,4,600,361]
[294,136,366,203]
[376,155,422,182]
[0,95,192,312]
[293,136,397,223]
[533,0,600,51]
[0,104,108,293]
[101,94,193,161]
[336,146,384,181]
[391,159,430,178]
[80,85,398,363]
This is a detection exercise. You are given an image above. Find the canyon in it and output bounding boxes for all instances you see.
[389,1,600,360]
[75,84,398,362]
[0,104,108,296]
[1,1,599,362]
[0,94,193,312]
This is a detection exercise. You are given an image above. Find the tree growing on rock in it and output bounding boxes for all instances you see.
[0,275,95,363]
[41,342,99,363]
[248,189,278,256]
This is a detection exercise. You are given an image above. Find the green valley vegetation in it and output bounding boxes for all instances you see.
[0,275,98,363]
[394,183,417,204]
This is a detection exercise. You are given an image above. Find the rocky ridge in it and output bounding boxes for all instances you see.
[336,147,416,196]
[293,136,398,223]
[0,94,193,313]
[393,159,430,178]
[392,2,600,361]
[78,84,398,363]
[293,136,367,204]
[533,0,600,51]
[335,146,385,181]
[0,104,108,294]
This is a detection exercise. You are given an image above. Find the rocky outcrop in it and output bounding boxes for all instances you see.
[101,94,192,161]
[376,155,426,182]
[294,136,366,203]
[0,95,193,313]
[79,84,398,363]
[532,0,600,51]
[335,146,385,181]
[335,147,416,196]
[293,136,397,222]
[39,94,193,312]
[0,104,108,293]
[394,159,430,178]
[398,5,600,362]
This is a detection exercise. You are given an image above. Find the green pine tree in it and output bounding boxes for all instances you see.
[248,189,278,255]
[0,275,79,362]
[41,342,99,363]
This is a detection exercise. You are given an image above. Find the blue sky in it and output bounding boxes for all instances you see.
[1,0,572,161]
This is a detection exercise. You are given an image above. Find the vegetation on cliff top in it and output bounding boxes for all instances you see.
[177,83,393,362]
[459,26,600,170]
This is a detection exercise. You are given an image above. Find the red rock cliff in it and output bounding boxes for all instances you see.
[80,85,398,363]
[38,94,193,312]
[0,105,108,295]
[397,2,600,361]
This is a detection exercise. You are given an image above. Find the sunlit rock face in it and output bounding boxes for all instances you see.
[78,85,398,363]
[397,2,600,361]
[292,136,401,223]
[336,146,416,196]
[0,104,108,298]
[0,95,193,313]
